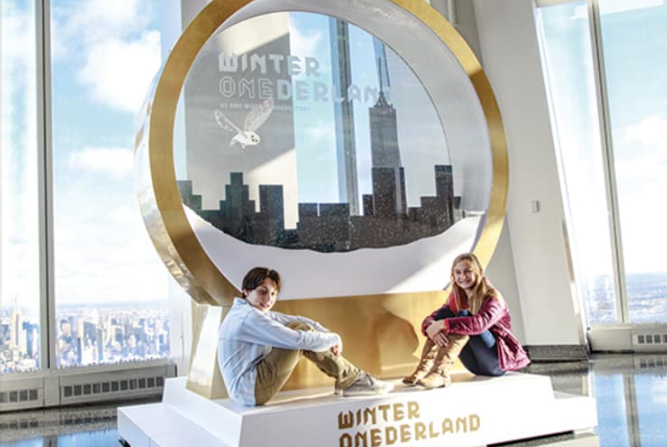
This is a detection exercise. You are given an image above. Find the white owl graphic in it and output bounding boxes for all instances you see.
[214,97,274,149]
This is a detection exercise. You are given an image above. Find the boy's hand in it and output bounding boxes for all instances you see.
[331,334,343,356]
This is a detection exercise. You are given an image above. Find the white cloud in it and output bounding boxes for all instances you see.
[625,115,667,146]
[68,146,134,179]
[53,194,170,305]
[1,8,34,68]
[110,205,139,224]
[306,120,335,142]
[56,0,150,47]
[54,218,169,305]
[50,0,160,113]
[77,31,161,113]
[289,26,323,57]
[617,115,667,180]
[74,0,146,33]
[616,151,667,180]
[289,25,331,76]
[570,5,588,20]
[1,6,41,311]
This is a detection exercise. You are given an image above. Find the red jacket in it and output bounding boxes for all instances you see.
[421,293,531,371]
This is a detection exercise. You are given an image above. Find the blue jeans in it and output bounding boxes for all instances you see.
[433,307,504,376]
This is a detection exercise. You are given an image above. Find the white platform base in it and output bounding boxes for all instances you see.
[118,372,597,447]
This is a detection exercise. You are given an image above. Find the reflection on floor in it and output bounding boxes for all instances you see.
[1,353,666,447]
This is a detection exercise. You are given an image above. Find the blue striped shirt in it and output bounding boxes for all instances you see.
[217,298,341,406]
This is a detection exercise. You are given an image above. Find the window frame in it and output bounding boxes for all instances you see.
[36,0,57,372]
[534,0,660,325]
[0,0,173,376]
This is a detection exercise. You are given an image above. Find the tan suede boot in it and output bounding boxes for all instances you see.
[417,334,470,389]
[402,338,437,385]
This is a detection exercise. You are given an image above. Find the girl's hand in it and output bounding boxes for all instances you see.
[432,332,449,347]
[425,320,448,346]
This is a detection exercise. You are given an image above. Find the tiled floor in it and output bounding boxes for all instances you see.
[1,353,666,447]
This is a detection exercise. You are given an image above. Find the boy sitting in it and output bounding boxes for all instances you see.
[217,267,394,406]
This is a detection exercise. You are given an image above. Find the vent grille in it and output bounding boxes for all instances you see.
[0,363,174,412]
[637,356,667,370]
[0,389,40,405]
[633,333,667,346]
[61,375,164,400]
[0,421,39,431]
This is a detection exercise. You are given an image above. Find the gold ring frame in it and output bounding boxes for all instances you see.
[135,0,508,389]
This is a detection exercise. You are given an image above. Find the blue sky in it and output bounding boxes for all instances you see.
[48,0,168,307]
[539,0,667,276]
[2,0,167,310]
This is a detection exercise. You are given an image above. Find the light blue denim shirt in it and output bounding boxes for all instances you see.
[218,298,341,406]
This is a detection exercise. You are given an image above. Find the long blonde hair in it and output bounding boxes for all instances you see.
[450,253,504,314]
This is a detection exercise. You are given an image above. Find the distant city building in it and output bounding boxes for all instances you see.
[179,163,463,252]
[0,305,170,373]
[10,305,22,349]
[369,69,404,215]
[373,38,392,104]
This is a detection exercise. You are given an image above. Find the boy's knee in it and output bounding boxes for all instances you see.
[287,321,314,331]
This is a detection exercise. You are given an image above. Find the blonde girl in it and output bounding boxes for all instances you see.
[403,253,530,388]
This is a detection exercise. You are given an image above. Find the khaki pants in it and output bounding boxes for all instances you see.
[254,322,359,405]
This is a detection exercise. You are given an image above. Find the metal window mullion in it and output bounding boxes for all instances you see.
[35,0,56,370]
[587,0,629,323]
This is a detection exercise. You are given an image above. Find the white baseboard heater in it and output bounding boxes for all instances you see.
[0,361,176,412]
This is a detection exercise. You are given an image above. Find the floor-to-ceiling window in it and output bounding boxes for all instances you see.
[0,0,171,374]
[596,1,667,323]
[50,0,169,368]
[536,0,667,326]
[0,1,41,373]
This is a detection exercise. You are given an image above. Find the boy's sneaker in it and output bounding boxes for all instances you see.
[338,372,394,397]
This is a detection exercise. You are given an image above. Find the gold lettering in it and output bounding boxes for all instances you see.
[442,418,453,434]
[356,409,362,426]
[407,401,420,419]
[393,403,405,421]
[470,414,481,432]
[363,407,377,425]
[354,431,368,447]
[340,434,352,447]
[370,428,382,447]
[386,426,398,445]
[378,404,391,422]
[400,424,411,443]
[414,422,426,440]
[456,417,468,432]
[429,421,439,438]
[338,411,354,429]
